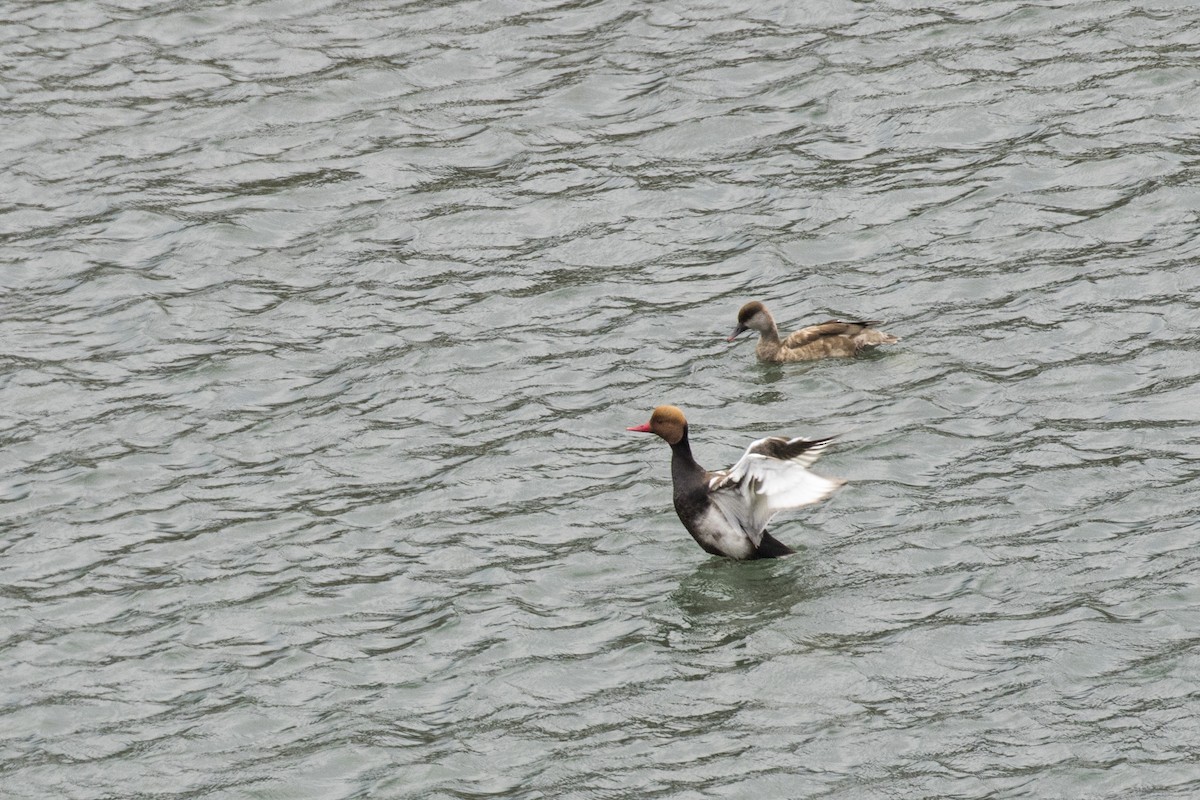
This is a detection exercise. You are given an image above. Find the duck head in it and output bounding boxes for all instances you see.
[727,300,772,341]
[627,405,687,445]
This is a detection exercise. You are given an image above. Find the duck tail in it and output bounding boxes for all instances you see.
[858,327,899,345]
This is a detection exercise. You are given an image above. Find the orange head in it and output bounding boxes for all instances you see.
[627,405,688,445]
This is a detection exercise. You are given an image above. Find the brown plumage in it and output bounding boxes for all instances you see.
[727,300,899,363]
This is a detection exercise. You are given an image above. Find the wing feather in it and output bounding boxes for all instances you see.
[781,320,881,348]
[707,436,846,547]
[744,435,835,468]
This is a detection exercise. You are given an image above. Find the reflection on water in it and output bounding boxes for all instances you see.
[670,556,816,639]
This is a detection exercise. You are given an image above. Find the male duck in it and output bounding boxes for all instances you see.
[627,405,844,559]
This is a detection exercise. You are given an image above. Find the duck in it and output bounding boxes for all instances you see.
[627,405,845,560]
[728,300,899,362]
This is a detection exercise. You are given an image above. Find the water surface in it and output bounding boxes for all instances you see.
[4,0,1200,797]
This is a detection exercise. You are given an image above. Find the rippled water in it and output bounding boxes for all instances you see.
[4,0,1200,797]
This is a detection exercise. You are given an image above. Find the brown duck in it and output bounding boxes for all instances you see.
[728,300,899,362]
[627,405,845,560]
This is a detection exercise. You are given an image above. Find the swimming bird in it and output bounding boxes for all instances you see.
[627,405,845,559]
[728,300,898,362]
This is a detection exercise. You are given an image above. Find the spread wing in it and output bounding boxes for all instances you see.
[706,436,845,547]
[782,320,882,349]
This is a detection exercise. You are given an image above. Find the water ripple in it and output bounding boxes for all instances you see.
[4,0,1200,797]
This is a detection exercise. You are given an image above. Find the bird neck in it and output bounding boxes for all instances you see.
[757,311,781,343]
[669,427,703,479]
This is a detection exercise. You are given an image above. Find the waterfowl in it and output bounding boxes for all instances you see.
[627,405,845,560]
[728,300,898,362]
